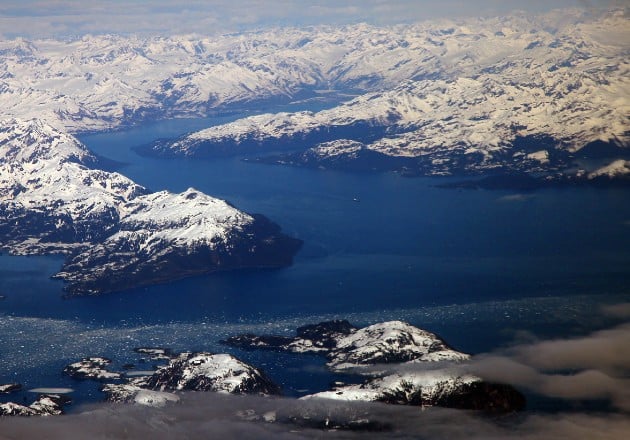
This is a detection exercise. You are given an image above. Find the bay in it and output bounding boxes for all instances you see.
[1,116,629,408]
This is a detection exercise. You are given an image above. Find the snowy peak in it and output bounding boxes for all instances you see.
[142,12,629,180]
[329,321,470,371]
[0,118,94,165]
[122,188,251,234]
[2,10,627,133]
[145,352,281,395]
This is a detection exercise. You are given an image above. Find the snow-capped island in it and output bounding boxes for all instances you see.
[0,394,70,417]
[56,349,281,403]
[223,320,525,412]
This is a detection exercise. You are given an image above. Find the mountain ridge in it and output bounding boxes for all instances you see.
[0,118,301,295]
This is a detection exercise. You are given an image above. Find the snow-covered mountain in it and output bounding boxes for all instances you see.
[145,10,629,180]
[56,351,280,410]
[0,22,448,132]
[1,9,626,135]
[0,118,301,295]
[145,352,281,395]
[223,320,525,411]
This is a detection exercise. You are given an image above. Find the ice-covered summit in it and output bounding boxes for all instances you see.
[328,321,470,371]
[1,10,626,135]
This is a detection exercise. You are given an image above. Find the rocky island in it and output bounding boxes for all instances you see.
[1,320,524,420]
[223,320,525,412]
[0,394,70,417]
[61,351,281,407]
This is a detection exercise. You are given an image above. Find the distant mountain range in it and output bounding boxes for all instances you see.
[137,10,629,180]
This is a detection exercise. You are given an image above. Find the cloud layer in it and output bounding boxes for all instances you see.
[1,393,629,440]
[0,0,624,38]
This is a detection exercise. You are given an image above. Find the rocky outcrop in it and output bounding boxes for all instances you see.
[65,350,281,408]
[224,320,525,412]
[144,352,281,395]
[101,383,180,407]
[224,319,357,354]
[0,383,21,394]
[63,357,122,381]
[0,394,70,416]
[224,320,469,368]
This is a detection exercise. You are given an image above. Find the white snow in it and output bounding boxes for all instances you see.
[0,10,625,142]
[303,370,477,403]
[328,320,469,372]
[0,118,254,265]
[151,352,273,395]
[588,159,630,179]
[526,150,550,164]
[153,11,628,168]
[64,357,121,380]
[102,384,180,407]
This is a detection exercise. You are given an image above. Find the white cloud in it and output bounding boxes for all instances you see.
[0,0,624,38]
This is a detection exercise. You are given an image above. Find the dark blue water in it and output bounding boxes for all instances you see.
[1,117,629,408]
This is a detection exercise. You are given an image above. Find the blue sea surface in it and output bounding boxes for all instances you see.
[1,117,629,409]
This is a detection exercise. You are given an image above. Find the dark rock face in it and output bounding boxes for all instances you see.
[252,146,423,175]
[295,320,357,349]
[54,214,302,296]
[144,352,281,395]
[133,347,175,361]
[374,379,527,412]
[222,319,356,353]
[433,382,527,412]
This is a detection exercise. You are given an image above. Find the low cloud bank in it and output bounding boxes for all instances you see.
[1,394,629,440]
[0,1,624,38]
[342,304,630,413]
[467,318,630,411]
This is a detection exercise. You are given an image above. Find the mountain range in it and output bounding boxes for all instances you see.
[1,8,628,293]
